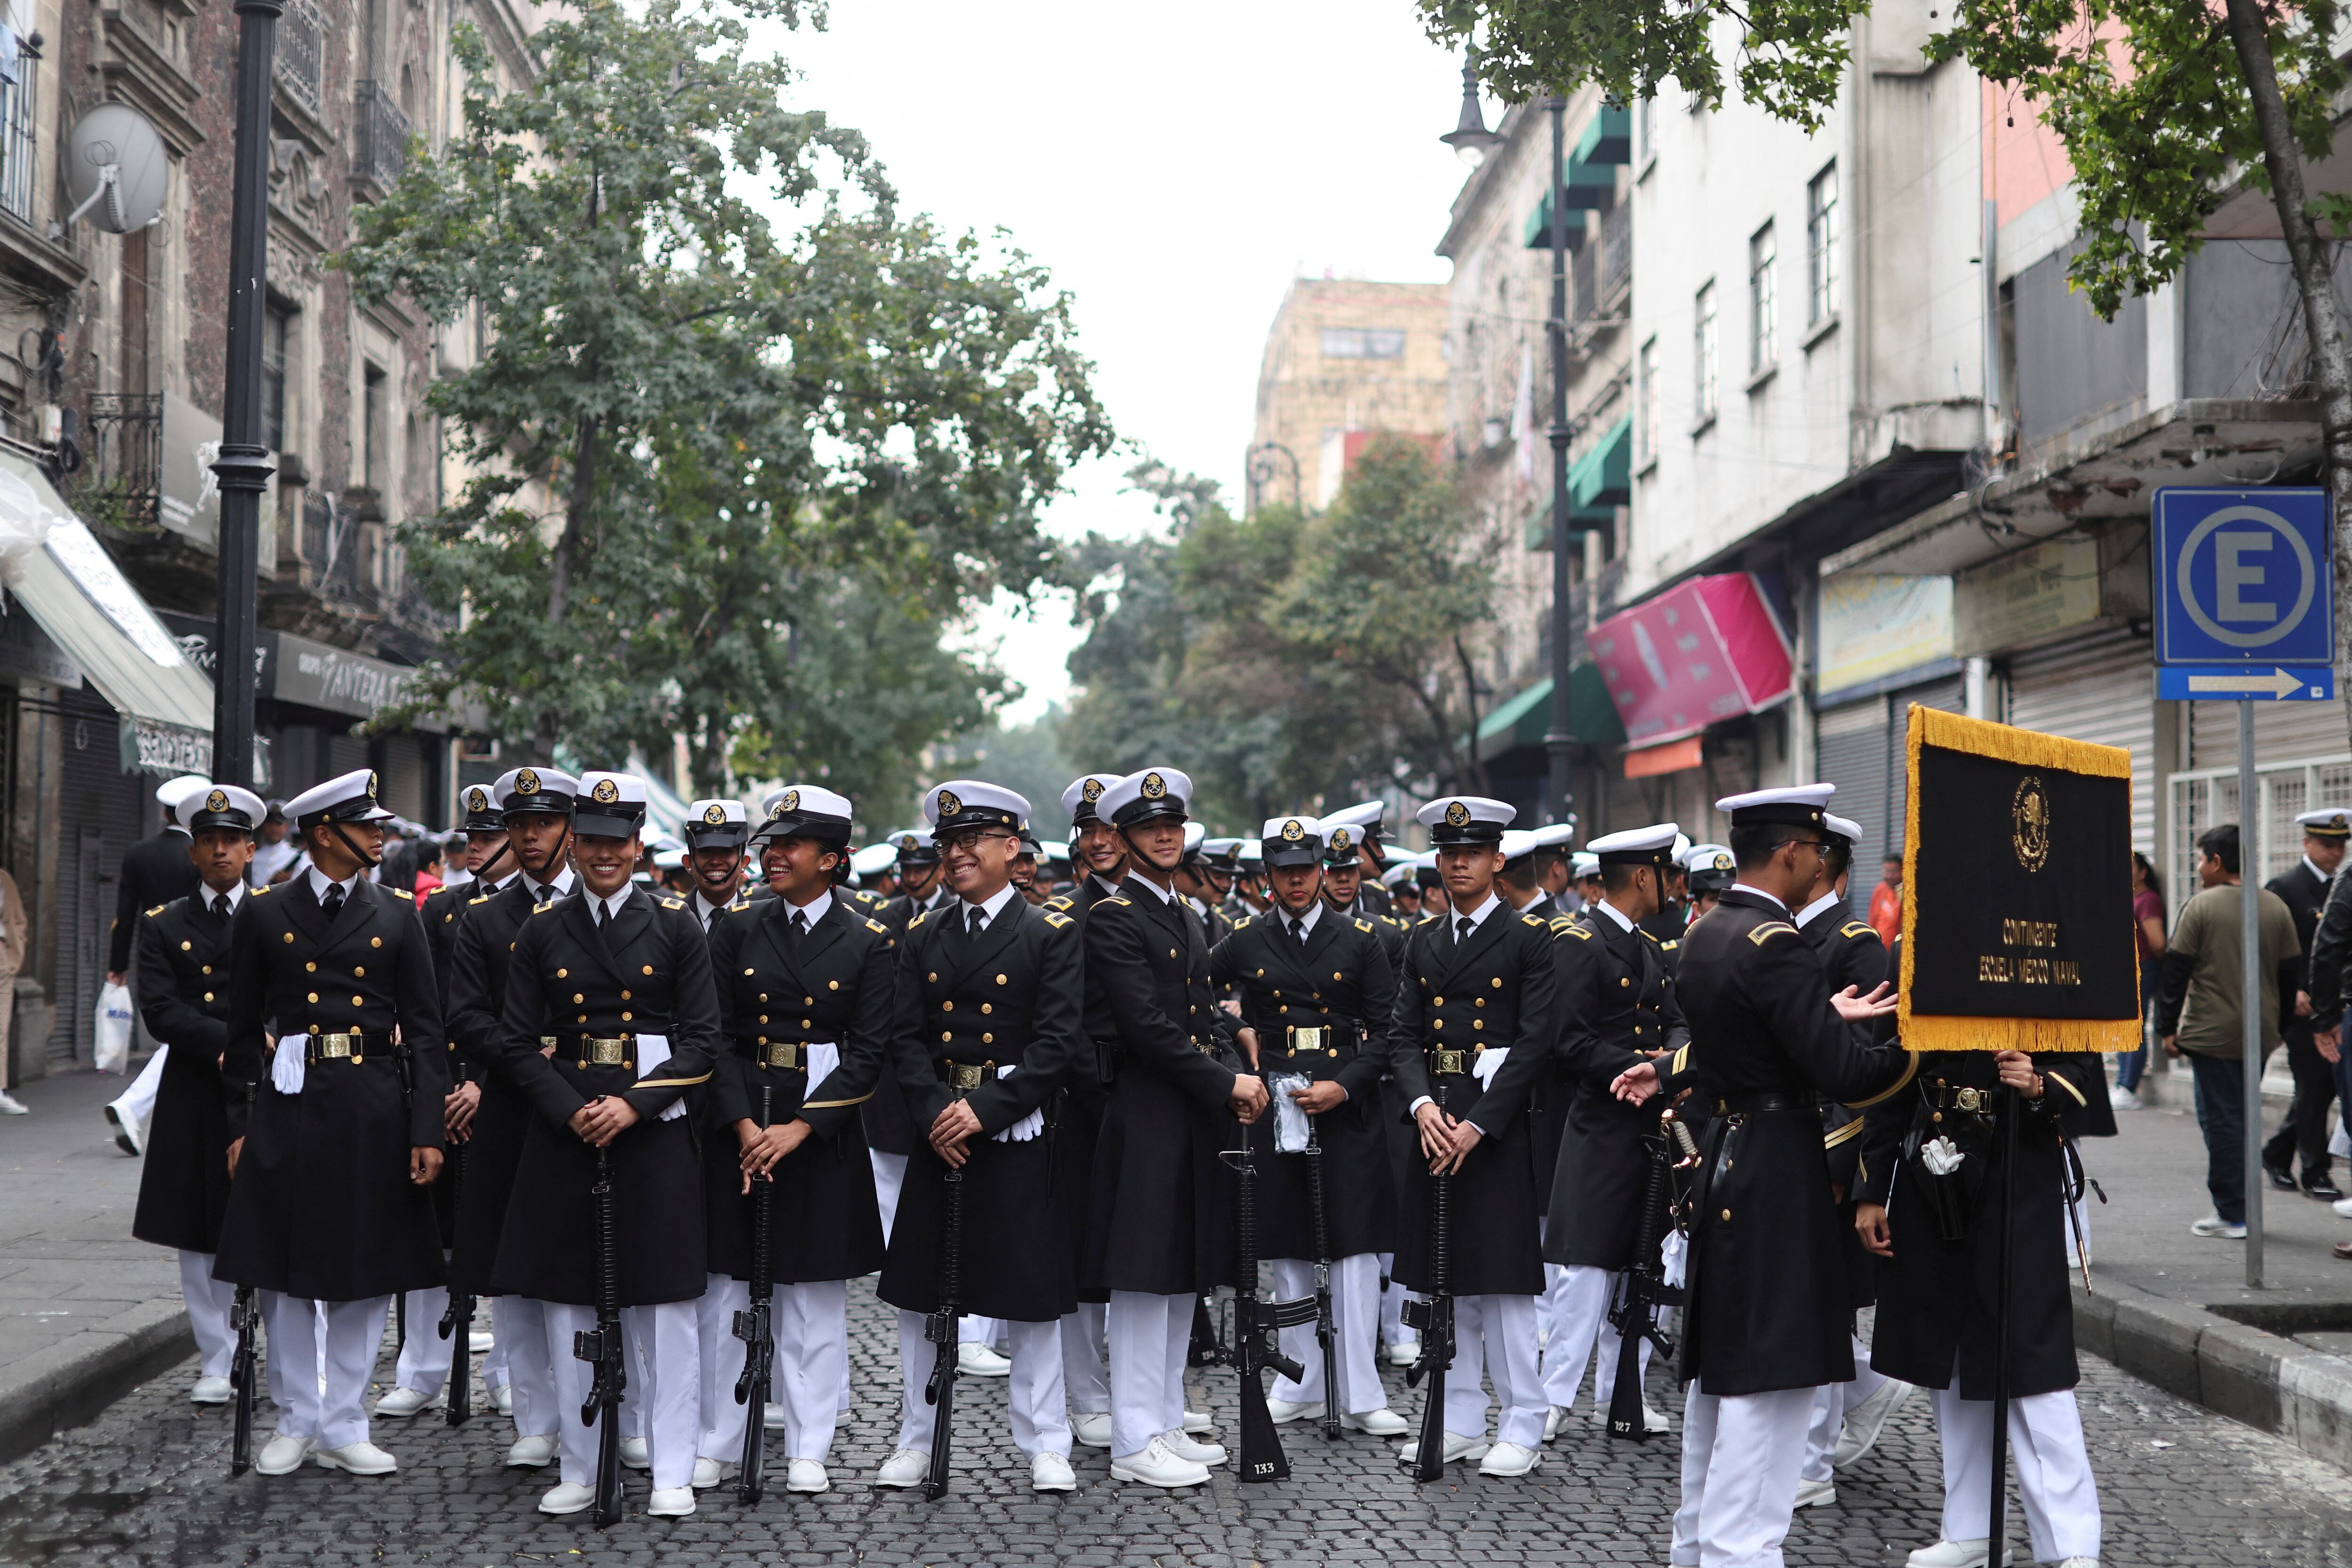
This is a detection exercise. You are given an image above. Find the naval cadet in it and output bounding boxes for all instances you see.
[213,769,450,1478]
[684,797,764,930]
[1387,796,1560,1477]
[1210,813,1406,1438]
[2263,807,2347,1200]
[884,828,952,927]
[1538,824,1688,1441]
[1083,766,1267,1488]
[1013,827,1050,905]
[698,785,893,1494]
[130,782,263,1408]
[108,773,208,986]
[443,767,579,1465]
[1609,784,1910,1568]
[873,780,1087,1494]
[489,772,720,1518]
[1682,843,1736,926]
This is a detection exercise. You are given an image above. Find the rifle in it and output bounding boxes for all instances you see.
[437,1134,474,1426]
[1605,1107,1695,1442]
[921,1083,971,1501]
[1224,1131,1317,1481]
[229,1284,259,1476]
[1304,1111,1340,1441]
[391,1034,415,1372]
[733,1083,777,1503]
[1398,1071,1458,1482]
[573,1139,627,1528]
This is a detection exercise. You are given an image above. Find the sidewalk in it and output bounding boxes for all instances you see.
[2075,1052,2352,1473]
[0,1063,191,1464]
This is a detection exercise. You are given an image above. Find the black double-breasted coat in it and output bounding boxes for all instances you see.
[1543,906,1689,1270]
[1082,876,1242,1297]
[110,827,199,974]
[130,891,237,1254]
[1052,875,1125,1299]
[704,891,895,1284]
[213,877,451,1301]
[1209,906,1398,1261]
[1672,888,1915,1395]
[877,893,1085,1323]
[1386,901,1559,1298]
[1800,894,1889,1308]
[865,885,945,1159]
[445,872,564,1295]
[489,888,721,1306]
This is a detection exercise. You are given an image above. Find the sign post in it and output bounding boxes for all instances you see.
[2154,486,2335,1289]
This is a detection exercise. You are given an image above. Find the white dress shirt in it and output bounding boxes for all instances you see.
[1794,891,1842,929]
[307,867,361,905]
[952,880,1020,930]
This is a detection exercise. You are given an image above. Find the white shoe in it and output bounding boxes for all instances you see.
[2110,1087,2140,1110]
[2190,1214,2248,1238]
[315,1441,398,1475]
[1795,1475,1836,1508]
[538,1481,595,1515]
[104,1102,142,1155]
[373,1386,437,1417]
[646,1487,695,1518]
[1031,1451,1076,1492]
[691,1456,724,1490]
[1542,1405,1565,1442]
[959,1342,1013,1377]
[1641,1401,1669,1434]
[1070,1411,1113,1449]
[1162,1428,1226,1465]
[2052,1559,2099,1567]
[1385,1337,1420,1367]
[1906,1541,1990,1568]
[1343,1407,1408,1436]
[469,1329,495,1354]
[491,1385,513,1416]
[1835,1379,1915,1470]
[1110,1434,1210,1488]
[2334,1194,2352,1220]
[1394,1431,1490,1465]
[620,1436,651,1469]
[1266,1398,1322,1425]
[255,1433,315,1474]
[505,1434,557,1467]
[190,1376,231,1405]
[0,1089,26,1113]
[785,1458,828,1493]
[874,1447,930,1488]
[763,1400,787,1431]
[1181,1409,1214,1434]
[1478,1441,1541,1477]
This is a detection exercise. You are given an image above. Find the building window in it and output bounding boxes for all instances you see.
[1749,223,1777,374]
[261,303,291,452]
[1319,327,1406,360]
[1807,162,1839,326]
[120,228,150,397]
[1637,335,1659,464]
[1636,97,1655,167]
[362,362,389,501]
[1693,282,1718,426]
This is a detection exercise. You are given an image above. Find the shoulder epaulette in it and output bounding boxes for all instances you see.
[1522,914,1547,927]
[908,911,930,929]
[390,887,414,900]
[1639,927,1663,943]
[146,903,166,917]
[729,897,753,912]
[1561,923,1592,940]
[659,895,686,910]
[1104,897,1132,907]
[1661,938,1680,951]
[1232,915,1252,930]
[1748,920,1798,944]
[865,917,889,934]
[1043,911,1073,930]
[1045,895,1074,912]
[1840,920,1880,941]
[469,894,490,906]
[532,902,557,915]
[1548,914,1575,932]
[251,882,273,895]
[1355,917,1375,933]
[1418,914,1444,927]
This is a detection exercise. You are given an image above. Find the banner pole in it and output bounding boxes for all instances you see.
[2240,698,2263,1289]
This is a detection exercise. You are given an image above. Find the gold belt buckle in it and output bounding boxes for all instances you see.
[1430,1048,1467,1076]
[949,1061,989,1092]
[1955,1086,1986,1113]
[761,1041,802,1071]
[587,1036,629,1066]
[1287,1025,1329,1054]
[314,1031,358,1061]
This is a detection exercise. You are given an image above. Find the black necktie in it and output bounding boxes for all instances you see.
[787,909,808,944]
[1291,916,1309,947]
[1456,915,1474,947]
[595,899,609,928]
[320,883,344,923]
[968,905,988,939]
[212,892,231,921]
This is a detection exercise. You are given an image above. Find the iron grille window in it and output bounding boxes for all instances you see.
[0,32,38,225]
[1750,222,1777,372]
[274,0,323,118]
[1693,281,1718,423]
[1807,162,1840,326]
[353,80,412,194]
[261,304,290,452]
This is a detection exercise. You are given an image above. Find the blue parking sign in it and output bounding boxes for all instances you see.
[2153,487,2333,669]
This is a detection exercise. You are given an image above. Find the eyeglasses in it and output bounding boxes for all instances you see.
[1779,838,1831,856]
[940,828,1016,854]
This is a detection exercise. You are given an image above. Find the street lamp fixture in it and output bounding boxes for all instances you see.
[1439,50,1503,167]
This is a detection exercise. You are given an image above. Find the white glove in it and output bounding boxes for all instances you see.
[1270,1072,1312,1153]
[1470,1046,1510,1089]
[992,1063,1044,1143]
[631,1034,688,1122]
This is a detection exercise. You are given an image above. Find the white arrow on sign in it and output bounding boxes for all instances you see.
[2185,667,2306,697]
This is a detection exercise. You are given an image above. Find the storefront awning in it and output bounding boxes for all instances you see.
[1473,663,1626,764]
[1588,573,1794,747]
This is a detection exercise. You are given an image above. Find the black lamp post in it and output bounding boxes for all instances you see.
[1440,50,1503,166]
[1541,94,1574,831]
[208,0,281,790]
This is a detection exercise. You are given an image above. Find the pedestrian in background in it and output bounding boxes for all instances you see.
[2158,824,2301,1240]
[2114,852,2167,1110]
[1867,854,1903,947]
[2261,810,2346,1201]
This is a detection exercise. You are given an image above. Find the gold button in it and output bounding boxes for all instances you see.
[1491,977,1502,988]
[928,972,938,984]
[1433,997,1444,1007]
[620,989,631,1000]
[558,969,569,979]
[283,932,294,944]
[941,1031,952,1043]
[1333,971,1342,979]
[202,966,212,975]
[1256,969,1265,977]
[1169,948,1177,959]
[180,940,191,951]
[760,1015,769,1024]
[1476,998,1485,1007]
[745,968,755,977]
[305,962,317,972]
[802,1019,810,1028]
[353,966,364,978]
[1721,1209,1732,1222]
[1621,978,1631,988]
[983,1032,994,1044]
[352,995,365,1007]
[622,1011,633,1021]
[1280,1004,1289,1013]
[996,974,1008,985]
[204,991,214,1002]
[804,996,813,1006]
[643,966,654,976]
[829,980,841,990]
[943,1001,954,1011]
[1433,1019,1444,1029]
[578,1014,588,1022]
[371,937,382,947]
[573,994,585,1003]
[1273,990,1282,998]
[981,1003,993,1015]
[759,994,768,1003]
[1474,1019,1484,1030]
[307,991,318,1003]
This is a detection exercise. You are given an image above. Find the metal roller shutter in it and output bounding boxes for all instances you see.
[56,686,145,1067]
[2189,693,2351,771]
[1813,675,1967,864]
[2007,629,2157,856]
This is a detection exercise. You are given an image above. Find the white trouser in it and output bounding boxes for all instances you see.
[1060,1301,1109,1415]
[394,1285,456,1396]
[493,1297,559,1438]
[1443,1293,1545,1450]
[1106,1290,1193,1458]
[896,1311,1071,1458]
[1931,1383,2103,1562]
[1672,1382,1817,1567]
[1540,1264,1653,1411]
[545,1299,698,1491]
[259,1291,289,1407]
[871,1150,908,1244]
[179,1251,238,1379]
[267,1294,391,1451]
[1267,1254,1385,1415]
[1801,1335,1886,1484]
[1378,1253,1416,1345]
[111,1046,168,1126]
[482,1321,509,1394]
[699,1277,848,1463]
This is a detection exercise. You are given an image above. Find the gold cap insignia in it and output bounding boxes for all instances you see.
[591,778,620,804]
[365,771,379,798]
[703,803,726,825]
[1082,778,1104,802]
[467,788,488,812]
[516,768,540,795]
[779,788,799,812]
[1141,772,1167,800]
[938,788,963,817]
[205,788,229,812]
[1712,852,1732,870]
[1330,828,1352,852]
[1445,801,1470,827]
[1281,819,1304,841]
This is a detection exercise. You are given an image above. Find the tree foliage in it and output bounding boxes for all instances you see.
[340,0,1112,798]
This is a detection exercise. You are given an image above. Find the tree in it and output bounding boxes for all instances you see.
[341,0,1111,783]
[1422,0,2352,733]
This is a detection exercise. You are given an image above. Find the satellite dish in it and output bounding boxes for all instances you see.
[60,105,170,235]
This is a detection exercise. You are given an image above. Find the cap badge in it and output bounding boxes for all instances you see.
[1330,828,1352,852]
[1082,778,1104,803]
[2010,775,2051,873]
[205,788,229,812]
[703,803,726,825]
[516,768,540,796]
[467,788,488,812]
[1445,801,1470,828]
[1141,772,1167,800]
[591,778,620,804]
[365,771,379,798]
[937,788,963,817]
[1281,819,1304,841]
[779,789,799,813]
[1713,852,1732,871]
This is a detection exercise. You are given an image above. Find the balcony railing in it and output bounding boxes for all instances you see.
[301,489,375,607]
[77,393,162,531]
[352,80,411,197]
[0,33,39,226]
[1598,203,1632,309]
[274,0,323,119]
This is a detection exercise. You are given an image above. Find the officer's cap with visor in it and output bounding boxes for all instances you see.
[1017,827,1044,860]
[572,772,649,839]
[1322,800,1388,860]
[889,826,941,868]
[1261,814,1324,870]
[1824,813,1863,847]
[1317,809,1373,868]
[1498,828,1540,866]
[848,841,898,885]
[2298,808,2352,838]
[924,780,1030,838]
[1062,772,1121,829]
[1716,782,1836,832]
[1099,766,1192,830]
[286,769,396,866]
[1588,823,1681,869]
[1683,843,1736,893]
[186,783,267,835]
[1571,851,1600,880]
[493,765,581,817]
[754,784,853,850]
[685,797,749,852]
[1180,821,1208,867]
[158,773,212,818]
[651,838,687,872]
[457,782,506,833]
[1201,837,1245,873]
[1415,794,1515,846]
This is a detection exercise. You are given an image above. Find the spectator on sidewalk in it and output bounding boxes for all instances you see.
[2159,824,2301,1240]
[2116,852,2168,1110]
[2262,810,2346,1201]
[0,862,27,1114]
[251,800,300,885]
[1867,854,1903,946]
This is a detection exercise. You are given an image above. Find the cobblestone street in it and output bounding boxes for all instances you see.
[1,1282,2349,1567]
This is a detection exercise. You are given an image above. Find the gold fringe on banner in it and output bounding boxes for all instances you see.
[1898,703,2141,1053]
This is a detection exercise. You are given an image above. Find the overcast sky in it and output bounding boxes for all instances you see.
[770,2,1482,721]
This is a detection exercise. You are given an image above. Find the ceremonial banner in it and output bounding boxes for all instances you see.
[1898,705,2141,1052]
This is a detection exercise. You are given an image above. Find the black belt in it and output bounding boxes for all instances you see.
[302,1029,368,1065]
[1712,1090,1817,1115]
[560,1035,637,1069]
[1260,1021,1357,1065]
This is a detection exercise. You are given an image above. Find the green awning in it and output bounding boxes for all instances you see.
[1521,166,1617,249]
[1473,665,1625,762]
[1568,415,1632,514]
[1574,104,1631,167]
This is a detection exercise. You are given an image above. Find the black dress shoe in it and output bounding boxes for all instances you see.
[2305,1178,2345,1202]
[2265,1159,2299,1192]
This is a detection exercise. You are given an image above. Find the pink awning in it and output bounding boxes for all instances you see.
[1589,574,1794,747]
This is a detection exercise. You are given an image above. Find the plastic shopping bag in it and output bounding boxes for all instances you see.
[95,981,134,1073]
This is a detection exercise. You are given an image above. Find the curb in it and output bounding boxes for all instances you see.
[0,1299,193,1465]
[2074,1278,2352,1471]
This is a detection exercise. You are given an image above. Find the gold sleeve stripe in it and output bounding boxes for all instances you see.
[1822,1117,1864,1151]
[2049,1071,2088,1108]
[1670,1043,1690,1076]
[801,1091,875,1110]
[633,1073,712,1089]
[1843,1049,1920,1110]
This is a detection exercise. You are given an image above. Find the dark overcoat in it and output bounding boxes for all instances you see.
[130,891,237,1253]
[445,873,564,1294]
